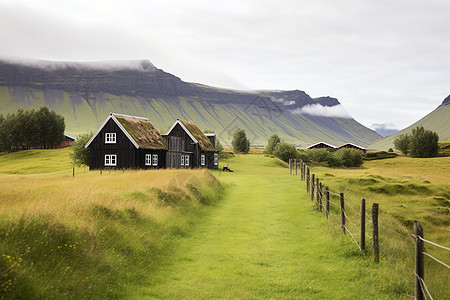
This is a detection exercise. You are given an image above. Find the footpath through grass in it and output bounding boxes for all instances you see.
[133,155,396,299]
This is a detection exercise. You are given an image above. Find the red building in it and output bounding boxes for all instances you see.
[60,134,76,147]
[338,143,367,153]
[307,142,338,150]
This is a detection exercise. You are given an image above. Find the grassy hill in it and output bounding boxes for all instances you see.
[369,99,450,150]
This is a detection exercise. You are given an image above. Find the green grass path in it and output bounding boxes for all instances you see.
[132,155,393,299]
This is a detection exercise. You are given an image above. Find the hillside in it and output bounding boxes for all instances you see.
[369,95,450,150]
[0,58,381,147]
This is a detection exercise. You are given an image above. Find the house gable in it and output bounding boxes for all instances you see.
[166,119,215,152]
[85,113,139,149]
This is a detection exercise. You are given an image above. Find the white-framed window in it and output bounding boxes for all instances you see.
[152,154,158,166]
[105,133,116,144]
[181,155,185,166]
[201,154,205,166]
[105,154,117,166]
[145,154,151,166]
[185,155,189,166]
[214,153,218,166]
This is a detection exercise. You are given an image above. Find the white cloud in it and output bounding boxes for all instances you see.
[0,0,449,129]
[292,104,352,118]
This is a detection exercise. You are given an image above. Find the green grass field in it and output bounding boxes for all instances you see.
[0,149,448,298]
[307,155,450,299]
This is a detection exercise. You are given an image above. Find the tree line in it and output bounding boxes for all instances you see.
[0,107,65,152]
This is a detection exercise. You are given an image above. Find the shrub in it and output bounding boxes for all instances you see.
[394,126,439,158]
[231,129,250,154]
[333,148,363,167]
[264,134,281,155]
[273,142,298,162]
[70,132,93,166]
[409,126,439,158]
[394,133,411,156]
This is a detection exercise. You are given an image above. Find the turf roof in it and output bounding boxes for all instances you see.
[115,115,167,150]
[178,119,216,151]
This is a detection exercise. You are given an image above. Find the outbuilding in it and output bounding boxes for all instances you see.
[307,142,338,150]
[165,119,218,169]
[338,143,367,153]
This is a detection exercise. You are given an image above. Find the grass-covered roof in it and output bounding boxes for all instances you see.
[179,119,215,151]
[115,115,167,150]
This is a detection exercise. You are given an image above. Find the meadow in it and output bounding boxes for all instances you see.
[0,148,223,298]
[0,148,448,299]
[306,154,450,299]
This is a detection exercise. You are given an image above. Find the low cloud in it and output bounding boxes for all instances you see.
[370,123,398,130]
[292,104,352,118]
[0,57,156,72]
[270,97,295,106]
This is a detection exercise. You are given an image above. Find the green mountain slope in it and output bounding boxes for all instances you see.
[0,59,381,147]
[369,96,450,150]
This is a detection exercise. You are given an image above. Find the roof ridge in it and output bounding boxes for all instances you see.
[111,112,149,121]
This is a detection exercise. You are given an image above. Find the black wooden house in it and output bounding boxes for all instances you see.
[84,113,167,170]
[164,119,218,169]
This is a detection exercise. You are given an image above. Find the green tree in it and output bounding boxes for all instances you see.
[215,138,224,152]
[264,134,281,155]
[231,128,250,154]
[70,132,93,166]
[333,148,363,167]
[409,126,439,158]
[394,133,411,156]
[273,142,298,162]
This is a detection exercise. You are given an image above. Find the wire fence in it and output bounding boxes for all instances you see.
[289,158,449,300]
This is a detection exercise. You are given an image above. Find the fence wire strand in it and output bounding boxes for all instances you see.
[422,252,450,269]
[344,225,361,250]
[418,236,450,251]
[415,272,434,300]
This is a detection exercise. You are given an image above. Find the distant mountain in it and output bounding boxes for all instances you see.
[370,124,399,137]
[0,58,382,147]
[369,95,450,150]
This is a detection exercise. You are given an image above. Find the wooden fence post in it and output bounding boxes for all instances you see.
[414,220,425,300]
[372,203,379,263]
[325,186,330,220]
[306,168,310,193]
[295,159,298,175]
[289,159,292,175]
[311,174,315,202]
[319,182,323,211]
[340,193,345,234]
[100,169,102,175]
[73,167,75,178]
[315,177,320,206]
[300,161,304,180]
[360,198,366,252]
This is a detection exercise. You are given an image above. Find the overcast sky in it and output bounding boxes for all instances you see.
[0,0,449,130]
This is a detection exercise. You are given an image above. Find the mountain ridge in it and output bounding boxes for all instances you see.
[0,58,382,147]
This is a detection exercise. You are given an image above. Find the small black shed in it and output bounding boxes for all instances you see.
[165,119,218,169]
[85,113,167,170]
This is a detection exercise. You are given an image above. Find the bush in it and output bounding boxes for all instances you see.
[394,126,439,158]
[363,151,397,161]
[273,142,298,162]
[409,126,439,158]
[70,132,93,166]
[333,148,363,167]
[231,129,250,154]
[394,133,411,156]
[264,134,281,155]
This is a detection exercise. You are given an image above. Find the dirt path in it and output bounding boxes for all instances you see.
[132,155,393,299]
